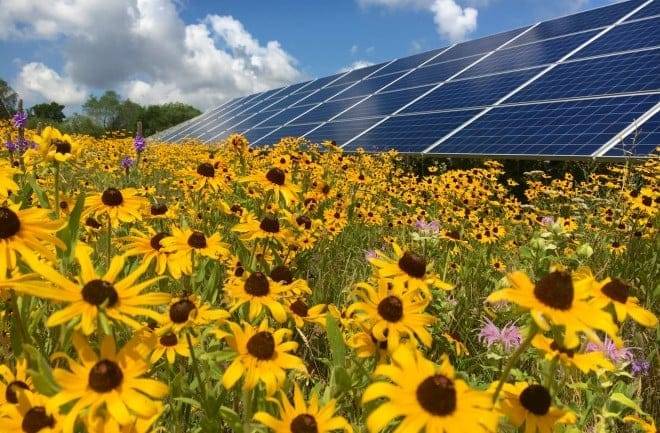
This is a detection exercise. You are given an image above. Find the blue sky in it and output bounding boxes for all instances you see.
[0,0,616,111]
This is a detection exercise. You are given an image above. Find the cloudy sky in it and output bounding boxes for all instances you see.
[0,0,618,112]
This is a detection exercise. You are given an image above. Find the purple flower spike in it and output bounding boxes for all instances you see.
[134,134,146,153]
[121,156,135,169]
[11,111,27,129]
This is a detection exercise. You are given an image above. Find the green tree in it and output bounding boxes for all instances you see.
[29,102,66,122]
[61,114,105,137]
[141,102,201,136]
[0,79,18,119]
[82,90,122,128]
[112,99,144,133]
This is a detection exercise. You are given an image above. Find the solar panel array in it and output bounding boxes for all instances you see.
[156,0,660,159]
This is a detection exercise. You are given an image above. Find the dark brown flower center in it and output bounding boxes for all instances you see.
[246,331,275,360]
[169,299,197,323]
[260,216,280,233]
[601,278,630,304]
[519,384,551,415]
[159,332,178,347]
[377,296,404,322]
[290,414,318,433]
[101,188,124,206]
[296,215,312,230]
[245,272,270,296]
[265,168,285,185]
[290,299,309,317]
[549,341,574,358]
[150,232,169,251]
[5,380,29,404]
[53,139,71,154]
[641,195,652,207]
[398,251,426,278]
[0,207,21,239]
[270,266,293,284]
[88,359,123,393]
[59,200,69,211]
[85,217,102,229]
[150,203,168,215]
[187,231,207,248]
[197,163,215,178]
[533,271,574,310]
[81,280,119,308]
[21,406,55,433]
[416,374,456,416]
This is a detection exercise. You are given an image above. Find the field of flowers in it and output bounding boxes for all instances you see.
[0,112,658,433]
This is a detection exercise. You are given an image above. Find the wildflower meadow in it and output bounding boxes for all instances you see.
[0,111,657,433]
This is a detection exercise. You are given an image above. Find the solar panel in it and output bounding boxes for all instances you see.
[162,0,658,159]
[430,95,659,156]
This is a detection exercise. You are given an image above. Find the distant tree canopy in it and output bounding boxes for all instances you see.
[0,79,18,119]
[30,102,66,122]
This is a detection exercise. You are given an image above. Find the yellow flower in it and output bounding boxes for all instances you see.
[590,277,657,328]
[241,167,301,206]
[0,359,32,406]
[232,213,293,243]
[84,187,147,226]
[18,245,170,335]
[532,335,613,374]
[85,402,164,433]
[346,279,435,350]
[487,269,619,348]
[254,383,352,433]
[0,160,19,200]
[145,328,193,365]
[122,228,177,276]
[29,126,80,163]
[225,271,294,323]
[623,415,657,433]
[497,382,576,433]
[50,333,168,433]
[159,294,229,333]
[0,389,62,433]
[219,320,307,395]
[362,346,499,433]
[287,298,327,328]
[160,227,230,278]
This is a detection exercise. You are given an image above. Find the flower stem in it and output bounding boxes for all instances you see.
[53,162,60,217]
[11,292,31,346]
[545,356,559,393]
[492,323,538,403]
[186,331,207,405]
[106,219,112,266]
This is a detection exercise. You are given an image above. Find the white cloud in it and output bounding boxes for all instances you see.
[350,44,359,55]
[339,60,375,73]
[430,0,477,42]
[1,0,303,109]
[357,0,478,42]
[15,62,87,105]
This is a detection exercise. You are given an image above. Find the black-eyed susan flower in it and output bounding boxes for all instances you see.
[0,161,19,200]
[232,213,292,243]
[225,272,291,323]
[623,415,656,433]
[148,329,193,365]
[442,332,470,357]
[362,346,499,433]
[160,227,230,278]
[254,383,352,433]
[287,298,327,328]
[85,401,164,433]
[159,294,228,333]
[0,204,64,277]
[497,382,576,433]
[532,335,613,374]
[347,279,434,350]
[241,167,300,205]
[18,245,170,335]
[219,320,306,395]
[0,359,32,406]
[347,329,387,360]
[590,277,657,328]
[189,161,224,191]
[84,187,147,226]
[0,389,62,433]
[487,269,619,348]
[28,126,80,163]
[50,333,168,433]
[122,228,176,276]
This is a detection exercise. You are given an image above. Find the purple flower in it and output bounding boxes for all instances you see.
[4,138,35,154]
[11,111,27,129]
[541,216,554,226]
[365,250,377,260]
[585,337,634,364]
[478,318,522,352]
[133,134,146,153]
[120,156,135,169]
[415,219,440,234]
[631,358,650,376]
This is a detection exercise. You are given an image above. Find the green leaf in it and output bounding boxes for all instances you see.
[218,406,243,433]
[325,313,345,369]
[22,345,59,396]
[610,392,647,416]
[27,176,50,209]
[58,193,85,259]
[173,397,201,408]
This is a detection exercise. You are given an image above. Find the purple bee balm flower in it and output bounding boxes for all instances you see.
[478,318,522,352]
[631,358,650,376]
[585,337,634,364]
[133,134,146,153]
[120,156,135,169]
[415,219,440,234]
[541,216,554,226]
[11,111,27,129]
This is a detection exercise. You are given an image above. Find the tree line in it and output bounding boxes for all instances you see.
[1,80,201,137]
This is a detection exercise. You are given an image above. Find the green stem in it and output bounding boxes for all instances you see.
[186,331,207,405]
[190,250,197,294]
[53,162,60,217]
[492,323,538,403]
[106,219,112,266]
[11,293,31,346]
[545,357,559,393]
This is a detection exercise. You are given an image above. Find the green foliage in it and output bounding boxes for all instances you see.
[29,102,66,122]
[0,78,18,118]
[141,102,202,136]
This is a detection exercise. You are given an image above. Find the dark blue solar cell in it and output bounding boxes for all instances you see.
[290,97,365,124]
[293,84,355,107]
[431,27,528,63]
[245,127,277,145]
[303,74,346,91]
[510,0,644,46]
[434,94,659,156]
[257,106,315,128]
[211,109,291,141]
[303,118,385,146]
[265,90,316,111]
[462,30,597,78]
[371,47,449,77]
[329,72,406,100]
[404,68,541,113]
[253,123,321,145]
[385,56,479,91]
[626,1,660,21]
[337,86,433,120]
[330,63,388,86]
[343,111,479,153]
[604,111,660,157]
[575,17,660,58]
[510,50,660,103]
